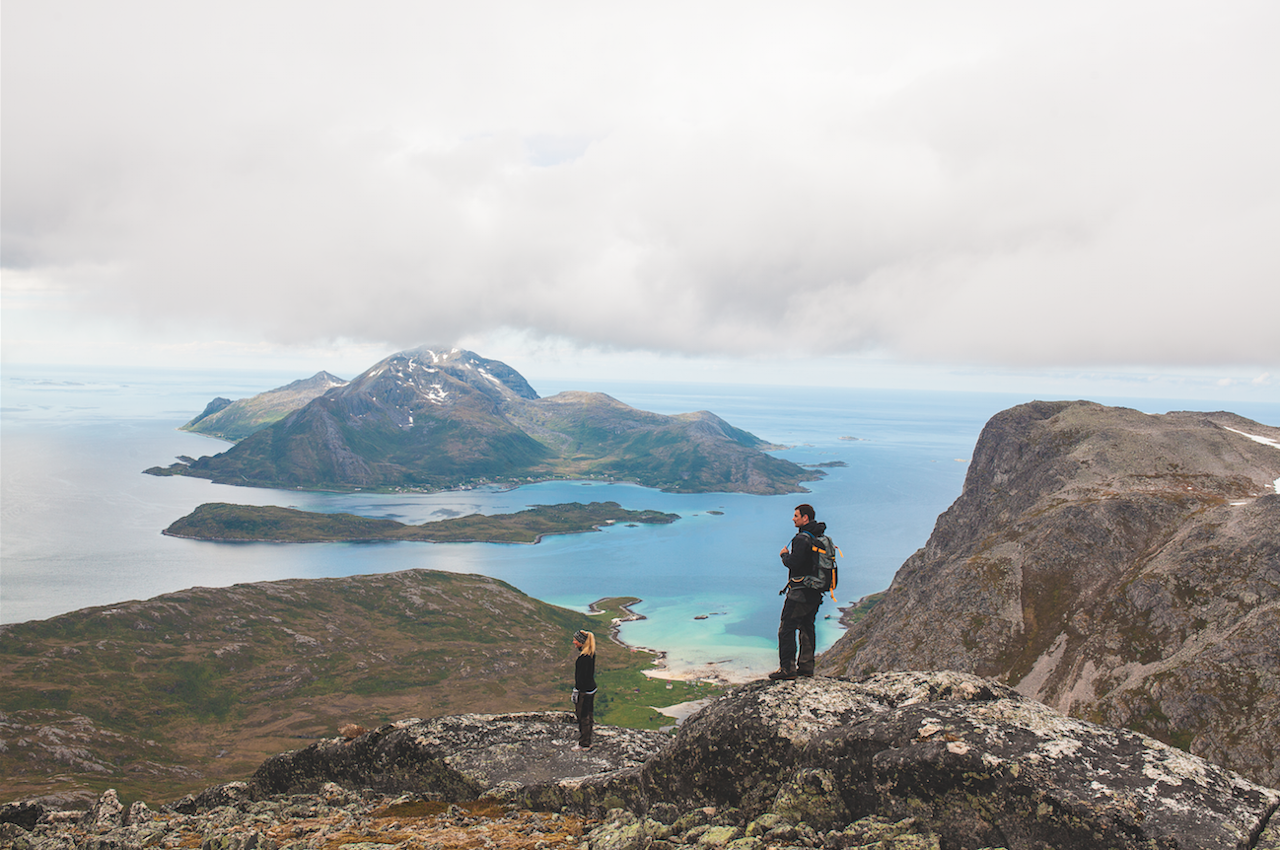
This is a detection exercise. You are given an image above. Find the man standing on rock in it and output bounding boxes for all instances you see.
[771,503,825,680]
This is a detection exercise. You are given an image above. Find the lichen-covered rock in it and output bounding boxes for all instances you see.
[822,816,942,849]
[0,791,601,850]
[584,810,650,850]
[634,669,898,816]
[79,788,122,830]
[811,691,1273,849]
[191,780,254,813]
[545,674,1278,850]
[688,823,742,846]
[199,830,271,850]
[0,822,34,850]
[768,768,849,833]
[1257,816,1280,850]
[250,711,668,801]
[249,717,481,799]
[627,670,1014,820]
[123,800,152,826]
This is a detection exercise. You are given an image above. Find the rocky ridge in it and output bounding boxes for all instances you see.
[5,673,1278,849]
[819,401,1280,788]
[182,372,349,442]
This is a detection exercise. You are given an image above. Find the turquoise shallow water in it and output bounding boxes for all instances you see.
[4,367,1276,679]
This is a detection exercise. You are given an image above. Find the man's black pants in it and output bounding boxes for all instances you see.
[778,593,821,675]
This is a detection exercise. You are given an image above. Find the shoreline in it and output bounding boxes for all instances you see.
[587,596,760,686]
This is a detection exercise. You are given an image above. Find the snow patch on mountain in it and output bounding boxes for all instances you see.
[1224,426,1279,450]
[1224,427,1280,493]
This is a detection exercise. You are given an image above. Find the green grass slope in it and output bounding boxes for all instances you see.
[0,572,722,805]
[181,372,348,442]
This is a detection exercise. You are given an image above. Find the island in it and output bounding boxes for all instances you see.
[146,346,821,495]
[163,501,679,544]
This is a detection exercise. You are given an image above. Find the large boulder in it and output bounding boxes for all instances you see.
[249,711,667,801]
[522,673,1280,850]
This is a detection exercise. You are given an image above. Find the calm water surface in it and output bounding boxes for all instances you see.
[4,366,1275,679]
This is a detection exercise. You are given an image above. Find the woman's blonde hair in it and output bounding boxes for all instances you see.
[574,629,596,656]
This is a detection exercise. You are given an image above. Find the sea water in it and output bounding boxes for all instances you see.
[3,365,1276,680]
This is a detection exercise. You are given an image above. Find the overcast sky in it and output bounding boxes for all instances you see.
[2,1,1277,399]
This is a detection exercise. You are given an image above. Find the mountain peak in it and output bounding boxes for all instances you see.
[181,372,350,441]
[818,400,1280,788]
[156,347,819,494]
[351,346,540,404]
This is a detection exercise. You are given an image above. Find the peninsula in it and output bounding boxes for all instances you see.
[163,501,678,544]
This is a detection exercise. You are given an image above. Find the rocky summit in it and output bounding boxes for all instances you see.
[819,400,1280,789]
[5,673,1278,849]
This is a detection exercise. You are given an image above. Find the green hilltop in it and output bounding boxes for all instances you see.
[0,571,723,804]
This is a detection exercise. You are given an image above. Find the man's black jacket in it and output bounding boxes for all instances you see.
[781,519,827,602]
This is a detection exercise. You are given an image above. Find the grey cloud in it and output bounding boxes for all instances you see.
[3,1,1277,368]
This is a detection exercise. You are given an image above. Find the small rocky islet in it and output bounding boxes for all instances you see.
[161,501,679,544]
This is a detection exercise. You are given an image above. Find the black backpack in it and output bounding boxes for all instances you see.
[799,530,839,602]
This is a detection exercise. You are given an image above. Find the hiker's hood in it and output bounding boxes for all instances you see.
[802,520,827,536]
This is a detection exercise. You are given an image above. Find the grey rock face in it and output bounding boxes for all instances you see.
[248,711,667,800]
[79,788,122,830]
[820,401,1280,787]
[0,802,44,832]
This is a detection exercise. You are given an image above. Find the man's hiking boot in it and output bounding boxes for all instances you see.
[768,668,798,680]
[796,670,815,678]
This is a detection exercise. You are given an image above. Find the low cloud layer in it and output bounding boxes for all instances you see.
[4,1,1277,368]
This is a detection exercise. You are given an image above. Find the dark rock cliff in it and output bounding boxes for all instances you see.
[819,400,1280,789]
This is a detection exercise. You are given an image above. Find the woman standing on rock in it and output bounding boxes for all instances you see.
[571,629,597,750]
